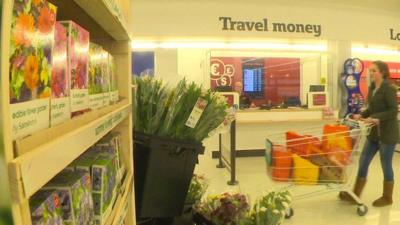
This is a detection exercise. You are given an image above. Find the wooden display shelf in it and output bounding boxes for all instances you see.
[48,0,131,41]
[8,100,131,203]
[105,172,133,225]
[2,0,134,223]
[15,100,129,156]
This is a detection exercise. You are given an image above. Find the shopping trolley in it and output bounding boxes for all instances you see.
[265,118,372,218]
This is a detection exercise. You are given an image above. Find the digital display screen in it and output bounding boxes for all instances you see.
[243,68,263,92]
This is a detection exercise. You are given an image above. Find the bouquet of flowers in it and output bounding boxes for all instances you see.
[186,174,209,205]
[134,77,229,142]
[196,193,250,225]
[245,190,292,225]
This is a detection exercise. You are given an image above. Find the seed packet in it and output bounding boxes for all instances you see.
[108,54,119,104]
[101,49,111,107]
[43,171,94,225]
[9,0,57,139]
[69,151,100,174]
[51,21,70,126]
[59,21,90,117]
[95,132,125,182]
[30,190,63,225]
[92,154,117,224]
[89,43,105,110]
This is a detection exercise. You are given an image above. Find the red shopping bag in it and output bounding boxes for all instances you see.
[286,131,322,157]
[271,145,292,181]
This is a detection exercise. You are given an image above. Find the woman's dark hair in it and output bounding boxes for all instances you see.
[372,60,390,79]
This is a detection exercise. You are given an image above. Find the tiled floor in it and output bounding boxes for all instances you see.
[195,150,400,225]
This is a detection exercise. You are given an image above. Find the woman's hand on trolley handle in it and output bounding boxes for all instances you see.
[351,114,379,125]
[360,117,380,126]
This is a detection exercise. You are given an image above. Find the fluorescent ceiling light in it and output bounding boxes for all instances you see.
[131,42,158,49]
[352,46,400,56]
[131,41,327,52]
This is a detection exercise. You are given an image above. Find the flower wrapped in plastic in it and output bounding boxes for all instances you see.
[186,174,209,205]
[245,190,292,225]
[196,192,250,225]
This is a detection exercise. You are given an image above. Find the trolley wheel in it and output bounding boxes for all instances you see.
[357,205,368,216]
[285,208,294,219]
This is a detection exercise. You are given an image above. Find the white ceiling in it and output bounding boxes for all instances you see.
[135,0,400,15]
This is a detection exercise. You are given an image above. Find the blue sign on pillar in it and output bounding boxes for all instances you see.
[343,58,365,115]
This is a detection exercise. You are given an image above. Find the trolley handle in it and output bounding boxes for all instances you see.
[341,114,360,128]
[342,114,374,135]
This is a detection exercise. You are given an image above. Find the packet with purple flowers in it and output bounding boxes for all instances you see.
[89,43,105,110]
[94,132,125,183]
[107,54,119,104]
[92,154,117,225]
[102,49,111,107]
[43,171,94,225]
[30,190,63,225]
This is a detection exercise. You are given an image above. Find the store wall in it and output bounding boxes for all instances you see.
[177,49,209,86]
[352,52,400,63]
[132,0,400,45]
[154,49,181,86]
[133,0,400,119]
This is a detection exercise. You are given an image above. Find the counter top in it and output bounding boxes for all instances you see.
[235,108,339,124]
[237,107,321,113]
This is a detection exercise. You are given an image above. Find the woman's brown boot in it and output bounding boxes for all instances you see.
[373,181,394,207]
[339,177,367,203]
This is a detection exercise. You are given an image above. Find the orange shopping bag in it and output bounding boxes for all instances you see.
[322,124,353,165]
[271,145,292,182]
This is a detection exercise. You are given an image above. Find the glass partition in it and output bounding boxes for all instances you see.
[208,50,334,110]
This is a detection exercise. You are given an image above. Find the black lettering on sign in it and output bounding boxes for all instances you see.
[255,22,263,31]
[237,21,245,31]
[314,25,321,37]
[305,24,313,33]
[245,21,255,31]
[219,17,322,37]
[287,24,296,32]
[219,17,230,30]
[273,23,287,32]
[390,29,400,41]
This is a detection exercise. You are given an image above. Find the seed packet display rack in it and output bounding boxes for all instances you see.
[0,0,135,225]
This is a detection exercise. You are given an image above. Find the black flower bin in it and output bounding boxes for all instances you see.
[134,131,205,218]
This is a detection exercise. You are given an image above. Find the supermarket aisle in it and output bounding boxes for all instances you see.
[195,150,400,225]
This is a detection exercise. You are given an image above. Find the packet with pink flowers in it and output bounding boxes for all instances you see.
[60,21,90,117]
[50,22,71,126]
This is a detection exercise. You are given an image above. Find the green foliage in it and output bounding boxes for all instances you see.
[134,76,228,142]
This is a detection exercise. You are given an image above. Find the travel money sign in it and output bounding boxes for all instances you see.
[219,17,322,37]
